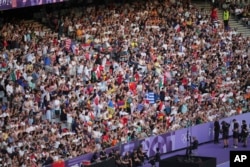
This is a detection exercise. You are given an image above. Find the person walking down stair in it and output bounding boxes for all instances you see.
[223,8,230,30]
[211,6,218,23]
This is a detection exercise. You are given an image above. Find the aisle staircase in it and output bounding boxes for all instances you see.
[191,0,250,37]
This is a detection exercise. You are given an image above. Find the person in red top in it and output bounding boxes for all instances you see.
[181,76,188,88]
[102,131,110,147]
[3,38,8,49]
[191,63,198,76]
[116,71,123,85]
[134,71,140,82]
[210,6,218,22]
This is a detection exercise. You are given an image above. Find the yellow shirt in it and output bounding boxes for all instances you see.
[186,20,192,25]
[76,29,82,37]
[2,132,8,140]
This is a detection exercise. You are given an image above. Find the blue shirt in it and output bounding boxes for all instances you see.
[44,56,51,66]
[154,93,160,103]
[137,103,144,112]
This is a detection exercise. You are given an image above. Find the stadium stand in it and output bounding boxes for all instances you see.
[0,0,249,166]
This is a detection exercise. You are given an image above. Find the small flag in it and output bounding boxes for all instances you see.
[82,43,91,50]
[146,92,155,104]
[174,24,181,32]
[71,41,79,55]
[65,38,71,50]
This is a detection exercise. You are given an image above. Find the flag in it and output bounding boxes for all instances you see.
[191,82,198,90]
[65,38,71,50]
[11,71,16,81]
[82,43,91,50]
[89,111,95,120]
[146,92,155,104]
[94,95,99,105]
[174,24,180,32]
[158,112,164,120]
[70,40,78,55]
[128,82,137,95]
[107,100,115,115]
[137,103,144,111]
[117,100,125,108]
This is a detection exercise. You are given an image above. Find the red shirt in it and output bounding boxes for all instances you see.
[191,64,197,72]
[3,40,8,47]
[102,134,109,142]
[182,77,188,86]
[117,74,123,84]
[134,72,140,81]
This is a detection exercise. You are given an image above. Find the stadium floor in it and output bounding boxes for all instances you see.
[143,137,250,167]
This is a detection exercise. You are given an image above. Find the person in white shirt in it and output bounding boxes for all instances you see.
[53,96,61,118]
[84,65,91,82]
[6,82,13,96]
[77,62,84,76]
[67,112,73,131]
[92,127,102,143]
[19,147,25,157]
[5,82,14,107]
[6,143,14,157]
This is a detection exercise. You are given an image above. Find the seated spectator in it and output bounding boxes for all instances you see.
[90,151,98,163]
[99,147,108,161]
[131,150,142,167]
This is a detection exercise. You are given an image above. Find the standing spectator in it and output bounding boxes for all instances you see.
[211,6,218,22]
[53,95,61,118]
[5,81,13,107]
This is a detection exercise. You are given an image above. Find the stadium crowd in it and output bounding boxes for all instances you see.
[0,0,250,166]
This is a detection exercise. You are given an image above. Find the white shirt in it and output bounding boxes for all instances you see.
[6,146,14,154]
[67,114,73,123]
[92,130,102,138]
[77,64,84,74]
[54,141,60,148]
[152,127,158,135]
[19,150,25,156]
[6,84,13,95]
[84,67,91,80]
[54,99,61,110]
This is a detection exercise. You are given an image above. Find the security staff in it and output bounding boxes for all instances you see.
[232,119,239,148]
[223,8,230,30]
[241,120,249,147]
[214,118,220,144]
[221,121,230,148]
